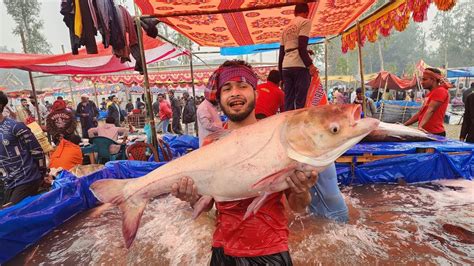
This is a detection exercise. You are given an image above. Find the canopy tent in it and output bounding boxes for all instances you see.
[135,0,376,47]
[447,68,474,78]
[71,66,275,86]
[341,0,457,53]
[0,35,187,75]
[366,71,417,91]
[220,37,323,55]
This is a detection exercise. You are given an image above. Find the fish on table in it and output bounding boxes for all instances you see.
[90,104,379,248]
[363,121,438,142]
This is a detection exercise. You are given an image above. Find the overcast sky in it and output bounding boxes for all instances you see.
[0,0,440,64]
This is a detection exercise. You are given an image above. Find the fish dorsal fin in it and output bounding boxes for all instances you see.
[202,130,232,146]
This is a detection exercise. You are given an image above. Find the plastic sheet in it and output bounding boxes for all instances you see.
[0,161,164,263]
[346,140,474,155]
[149,135,199,161]
[337,151,474,185]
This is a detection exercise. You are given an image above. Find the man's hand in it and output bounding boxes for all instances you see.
[286,170,318,213]
[171,177,200,206]
[309,65,318,76]
[417,125,429,134]
[286,170,318,194]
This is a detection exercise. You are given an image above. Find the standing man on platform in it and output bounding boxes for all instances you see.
[76,94,99,138]
[168,90,183,135]
[404,68,450,136]
[279,3,318,111]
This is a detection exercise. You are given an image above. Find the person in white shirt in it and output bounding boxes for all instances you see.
[88,117,128,154]
[196,81,223,146]
[278,3,317,111]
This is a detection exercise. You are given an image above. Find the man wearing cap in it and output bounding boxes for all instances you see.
[279,3,318,111]
[404,68,450,136]
[76,94,99,138]
[171,60,317,265]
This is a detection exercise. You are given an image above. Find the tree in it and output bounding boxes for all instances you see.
[3,0,51,54]
[430,0,473,68]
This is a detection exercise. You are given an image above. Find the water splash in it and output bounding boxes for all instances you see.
[11,180,474,265]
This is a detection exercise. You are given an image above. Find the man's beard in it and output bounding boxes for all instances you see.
[221,99,255,122]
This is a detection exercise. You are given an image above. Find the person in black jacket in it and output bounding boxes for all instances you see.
[168,90,183,135]
[461,91,474,143]
[182,92,196,135]
[107,95,123,127]
[76,94,99,138]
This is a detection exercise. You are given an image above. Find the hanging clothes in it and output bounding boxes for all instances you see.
[109,0,125,53]
[113,5,130,63]
[78,0,98,54]
[60,0,81,54]
[119,6,142,72]
[94,0,113,48]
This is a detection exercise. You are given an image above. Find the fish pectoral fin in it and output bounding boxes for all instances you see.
[251,164,297,191]
[192,196,214,219]
[243,192,271,220]
[119,196,148,249]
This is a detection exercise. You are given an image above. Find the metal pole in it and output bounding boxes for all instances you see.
[324,39,328,93]
[135,16,158,149]
[93,82,100,106]
[19,27,42,126]
[356,22,367,117]
[188,40,199,136]
[61,44,76,106]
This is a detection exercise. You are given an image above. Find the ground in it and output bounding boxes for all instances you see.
[445,123,461,140]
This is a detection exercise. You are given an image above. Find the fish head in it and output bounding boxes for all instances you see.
[284,104,380,167]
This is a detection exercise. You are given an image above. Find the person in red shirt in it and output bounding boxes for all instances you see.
[171,60,317,265]
[404,68,450,136]
[158,94,173,134]
[255,70,285,119]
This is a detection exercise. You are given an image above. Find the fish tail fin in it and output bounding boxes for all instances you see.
[90,179,147,248]
[120,196,148,248]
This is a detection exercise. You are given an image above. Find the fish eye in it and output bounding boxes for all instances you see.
[329,123,340,134]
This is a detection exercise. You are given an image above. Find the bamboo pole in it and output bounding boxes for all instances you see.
[61,44,76,106]
[356,22,367,117]
[135,16,158,149]
[188,40,198,135]
[324,39,328,92]
[93,82,100,106]
[19,27,42,126]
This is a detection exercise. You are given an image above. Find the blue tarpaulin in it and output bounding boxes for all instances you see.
[0,161,164,263]
[220,37,323,56]
[447,68,474,78]
[1,139,474,262]
[338,140,474,185]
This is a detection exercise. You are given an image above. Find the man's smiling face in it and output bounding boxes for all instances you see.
[219,80,256,122]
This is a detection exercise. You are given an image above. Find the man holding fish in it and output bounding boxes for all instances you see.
[171,60,318,265]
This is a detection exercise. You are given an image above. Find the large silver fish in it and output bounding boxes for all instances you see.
[90,104,379,248]
[363,122,437,142]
